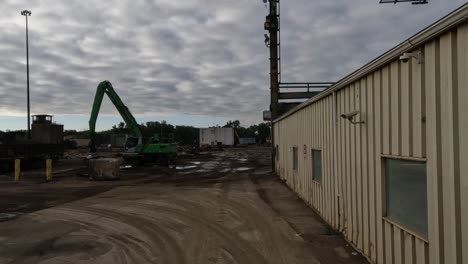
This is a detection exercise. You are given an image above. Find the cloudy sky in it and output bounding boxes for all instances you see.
[0,0,466,131]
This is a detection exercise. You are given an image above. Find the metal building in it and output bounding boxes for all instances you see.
[239,138,257,145]
[31,115,63,144]
[273,4,468,264]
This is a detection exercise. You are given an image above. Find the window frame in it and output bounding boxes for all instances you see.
[292,146,298,171]
[381,155,428,240]
[275,145,279,161]
[311,149,322,183]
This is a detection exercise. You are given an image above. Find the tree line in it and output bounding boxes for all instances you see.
[1,120,270,146]
[64,120,271,146]
[223,120,271,144]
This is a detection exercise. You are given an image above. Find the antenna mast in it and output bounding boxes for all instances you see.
[379,0,428,4]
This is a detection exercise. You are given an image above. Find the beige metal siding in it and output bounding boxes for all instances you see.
[273,15,468,264]
[458,21,468,264]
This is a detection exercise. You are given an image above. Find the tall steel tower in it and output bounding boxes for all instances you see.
[263,1,333,120]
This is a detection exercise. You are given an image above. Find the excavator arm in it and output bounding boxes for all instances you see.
[89,81,142,152]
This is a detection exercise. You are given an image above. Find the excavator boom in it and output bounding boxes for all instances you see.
[89,81,142,151]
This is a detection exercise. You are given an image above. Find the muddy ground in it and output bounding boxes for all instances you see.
[0,147,368,264]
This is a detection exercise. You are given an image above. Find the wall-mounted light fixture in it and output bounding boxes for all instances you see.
[341,110,365,124]
[399,50,423,64]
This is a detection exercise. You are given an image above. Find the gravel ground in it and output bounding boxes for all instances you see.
[0,147,367,264]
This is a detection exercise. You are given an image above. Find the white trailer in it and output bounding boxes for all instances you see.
[199,127,234,146]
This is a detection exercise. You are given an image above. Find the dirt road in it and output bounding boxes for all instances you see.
[0,147,367,264]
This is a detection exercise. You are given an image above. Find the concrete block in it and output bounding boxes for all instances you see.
[88,158,122,180]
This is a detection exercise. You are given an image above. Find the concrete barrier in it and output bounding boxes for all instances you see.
[46,159,52,181]
[14,159,20,182]
[88,158,122,180]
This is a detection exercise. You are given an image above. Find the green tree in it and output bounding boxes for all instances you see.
[254,122,271,143]
[174,125,199,145]
[223,120,240,129]
[63,130,78,136]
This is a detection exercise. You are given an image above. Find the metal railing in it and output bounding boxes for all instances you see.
[279,82,334,93]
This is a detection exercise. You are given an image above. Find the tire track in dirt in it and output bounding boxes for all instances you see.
[0,147,358,264]
[51,177,301,264]
[96,195,268,263]
[50,206,187,264]
[28,188,269,264]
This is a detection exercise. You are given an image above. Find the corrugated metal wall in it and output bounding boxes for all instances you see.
[273,18,468,264]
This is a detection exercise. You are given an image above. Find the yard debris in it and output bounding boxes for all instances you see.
[88,158,122,180]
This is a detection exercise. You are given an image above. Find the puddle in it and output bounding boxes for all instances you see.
[120,165,133,169]
[176,171,194,175]
[219,168,231,173]
[195,169,210,173]
[201,162,219,169]
[254,169,272,175]
[238,158,248,162]
[201,161,230,169]
[176,165,197,170]
[235,167,253,172]
[189,161,201,165]
[0,213,22,222]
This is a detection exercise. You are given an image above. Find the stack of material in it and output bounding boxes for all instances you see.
[88,158,122,180]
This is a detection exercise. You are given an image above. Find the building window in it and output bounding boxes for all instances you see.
[292,146,298,171]
[312,149,322,182]
[385,158,427,237]
[275,145,279,161]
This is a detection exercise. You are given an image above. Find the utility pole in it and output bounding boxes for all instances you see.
[21,10,32,139]
[264,0,279,120]
[263,0,280,172]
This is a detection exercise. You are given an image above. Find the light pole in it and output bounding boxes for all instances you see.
[21,10,32,139]
[263,0,279,172]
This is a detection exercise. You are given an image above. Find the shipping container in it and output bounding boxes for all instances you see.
[199,127,235,146]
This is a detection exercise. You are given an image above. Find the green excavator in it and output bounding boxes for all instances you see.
[89,80,177,165]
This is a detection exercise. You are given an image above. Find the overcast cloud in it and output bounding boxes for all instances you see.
[0,0,466,130]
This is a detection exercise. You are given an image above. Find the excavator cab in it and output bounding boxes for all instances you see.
[124,137,139,152]
[150,134,160,144]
